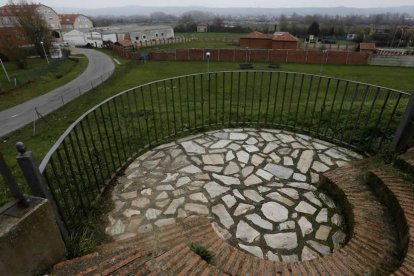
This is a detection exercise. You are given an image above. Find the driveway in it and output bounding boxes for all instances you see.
[0,48,115,137]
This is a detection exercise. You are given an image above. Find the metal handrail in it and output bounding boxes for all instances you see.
[35,70,410,235]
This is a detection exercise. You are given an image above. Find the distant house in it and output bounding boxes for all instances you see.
[240,31,299,50]
[346,34,357,41]
[59,14,93,31]
[197,23,208,33]
[359,43,376,54]
[62,29,103,47]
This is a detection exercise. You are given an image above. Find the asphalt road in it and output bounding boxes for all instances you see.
[0,48,115,137]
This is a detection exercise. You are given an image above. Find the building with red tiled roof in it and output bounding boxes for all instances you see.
[240,31,299,50]
[59,14,93,31]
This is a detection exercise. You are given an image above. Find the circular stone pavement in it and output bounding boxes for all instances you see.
[105,128,363,262]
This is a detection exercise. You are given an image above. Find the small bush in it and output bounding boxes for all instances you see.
[188,243,213,263]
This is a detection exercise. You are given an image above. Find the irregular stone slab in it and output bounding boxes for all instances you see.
[263,164,293,179]
[185,203,209,215]
[281,255,299,263]
[295,201,317,215]
[246,214,273,230]
[332,230,347,250]
[325,148,350,160]
[212,173,241,186]
[267,251,280,261]
[244,174,263,186]
[141,189,152,196]
[203,154,225,165]
[246,137,258,145]
[278,188,299,200]
[154,218,176,227]
[307,240,331,255]
[293,173,307,182]
[132,198,150,208]
[301,246,319,261]
[316,225,332,241]
[237,150,250,164]
[251,155,264,166]
[264,233,298,250]
[256,169,273,181]
[211,222,231,240]
[122,209,141,218]
[210,140,232,149]
[233,189,246,200]
[331,214,344,226]
[161,173,179,183]
[222,194,237,208]
[276,133,296,143]
[260,132,277,142]
[224,161,240,175]
[263,142,279,154]
[176,177,191,187]
[213,132,228,139]
[121,191,137,199]
[279,220,296,231]
[304,192,322,207]
[318,154,334,166]
[244,190,264,202]
[267,192,294,206]
[145,208,162,220]
[234,203,255,216]
[243,145,260,153]
[204,166,223,173]
[155,191,168,200]
[261,202,289,222]
[269,153,282,163]
[316,208,328,223]
[320,193,336,208]
[179,165,202,174]
[241,166,254,178]
[291,142,306,149]
[181,141,206,154]
[190,193,208,203]
[226,151,235,162]
[283,157,294,166]
[164,197,185,215]
[298,216,313,236]
[297,150,314,174]
[107,220,126,236]
[229,133,248,140]
[156,184,175,191]
[287,182,317,191]
[258,186,271,194]
[236,220,260,242]
[212,204,234,229]
[239,244,263,258]
[204,182,230,198]
[312,161,330,173]
[142,159,161,170]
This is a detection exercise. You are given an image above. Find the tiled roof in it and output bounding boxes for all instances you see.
[59,14,80,25]
[242,31,299,42]
[360,43,376,50]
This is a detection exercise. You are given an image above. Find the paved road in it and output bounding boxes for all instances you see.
[0,48,115,137]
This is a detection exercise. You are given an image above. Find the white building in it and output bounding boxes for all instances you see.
[62,29,103,47]
[59,14,93,31]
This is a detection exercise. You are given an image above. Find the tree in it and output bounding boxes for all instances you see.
[212,17,223,28]
[5,1,53,59]
[308,21,320,36]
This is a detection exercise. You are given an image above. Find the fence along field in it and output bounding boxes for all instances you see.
[37,70,408,235]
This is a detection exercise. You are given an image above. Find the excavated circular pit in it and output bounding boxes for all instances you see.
[105,128,363,262]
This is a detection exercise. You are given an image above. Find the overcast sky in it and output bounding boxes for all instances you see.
[1,0,413,9]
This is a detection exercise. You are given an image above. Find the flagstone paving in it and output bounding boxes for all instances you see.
[105,128,363,262]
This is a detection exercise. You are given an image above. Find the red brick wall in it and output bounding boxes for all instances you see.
[240,38,272,49]
[272,41,298,50]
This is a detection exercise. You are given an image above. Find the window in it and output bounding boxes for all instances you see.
[136,37,139,40]
[161,33,164,36]
[142,35,146,39]
[155,33,159,37]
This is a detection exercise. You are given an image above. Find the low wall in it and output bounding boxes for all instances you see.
[0,197,65,275]
[368,55,414,67]
[150,48,369,65]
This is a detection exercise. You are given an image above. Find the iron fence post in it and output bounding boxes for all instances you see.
[15,142,69,243]
[393,91,414,151]
[0,153,29,207]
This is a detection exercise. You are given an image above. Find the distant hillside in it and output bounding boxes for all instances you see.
[54,5,414,17]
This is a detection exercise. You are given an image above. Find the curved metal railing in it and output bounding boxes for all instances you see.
[38,70,410,235]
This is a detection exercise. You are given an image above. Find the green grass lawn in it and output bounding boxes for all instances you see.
[1,53,413,256]
[139,40,240,51]
[0,56,88,111]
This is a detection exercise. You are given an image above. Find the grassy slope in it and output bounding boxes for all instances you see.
[0,54,413,205]
[176,32,245,39]
[0,57,89,111]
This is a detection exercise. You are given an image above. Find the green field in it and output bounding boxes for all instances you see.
[139,40,240,51]
[0,56,89,111]
[176,32,245,39]
[1,50,413,256]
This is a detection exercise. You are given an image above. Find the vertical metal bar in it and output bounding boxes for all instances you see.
[207,72,211,127]
[249,71,257,124]
[309,76,323,132]
[129,89,144,150]
[200,74,205,127]
[229,72,234,126]
[379,93,403,149]
[138,86,151,146]
[362,87,380,138]
[146,85,158,143]
[178,78,184,132]
[316,78,331,135]
[348,85,370,144]
[215,72,218,125]
[222,72,226,126]
[186,76,191,129]
[340,83,360,141]
[79,122,101,193]
[265,72,273,126]
[392,92,414,150]
[243,71,250,123]
[0,153,27,205]
[280,73,289,124]
[271,72,281,126]
[106,102,123,166]
[112,99,127,162]
[193,75,197,128]
[154,83,165,139]
[323,79,340,136]
[93,110,110,180]
[163,80,171,136]
[331,81,350,139]
[236,72,241,124]
[119,94,133,157]
[287,73,296,124]
[257,71,264,126]
[301,75,314,131]
[99,106,117,171]
[294,74,305,128]
[85,116,105,186]
[170,79,177,135]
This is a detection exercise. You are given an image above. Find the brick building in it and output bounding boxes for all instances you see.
[240,31,299,50]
